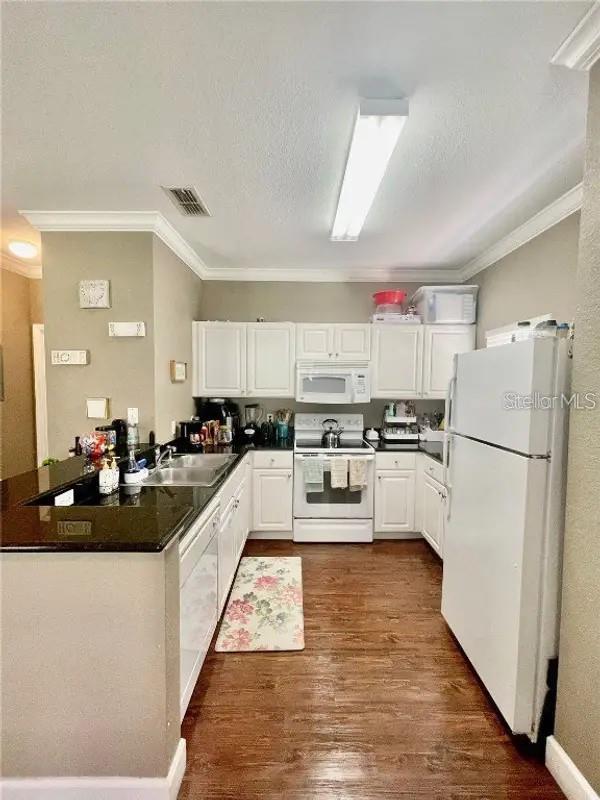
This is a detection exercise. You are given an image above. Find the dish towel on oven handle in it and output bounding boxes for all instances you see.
[349,458,367,492]
[303,457,324,493]
[330,457,348,489]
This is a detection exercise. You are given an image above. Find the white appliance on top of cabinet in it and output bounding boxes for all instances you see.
[296,323,370,361]
[442,337,570,743]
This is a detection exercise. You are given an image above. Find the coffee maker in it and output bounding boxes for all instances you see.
[240,404,263,444]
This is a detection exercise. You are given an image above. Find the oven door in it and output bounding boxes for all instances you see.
[293,454,374,518]
[295,369,353,404]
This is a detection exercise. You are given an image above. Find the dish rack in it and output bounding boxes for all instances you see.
[381,414,419,442]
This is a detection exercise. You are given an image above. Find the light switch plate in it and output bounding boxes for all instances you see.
[51,350,89,366]
[86,397,110,419]
[108,321,146,337]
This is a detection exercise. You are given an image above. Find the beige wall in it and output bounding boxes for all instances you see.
[41,232,203,457]
[554,62,600,793]
[471,212,580,347]
[153,237,202,442]
[0,267,43,478]
[200,281,426,323]
[42,232,156,457]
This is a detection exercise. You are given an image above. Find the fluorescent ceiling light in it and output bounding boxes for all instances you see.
[8,240,39,259]
[331,98,409,242]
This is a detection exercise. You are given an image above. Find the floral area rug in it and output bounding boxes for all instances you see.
[215,556,305,652]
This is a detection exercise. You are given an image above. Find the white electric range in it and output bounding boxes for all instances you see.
[293,413,375,543]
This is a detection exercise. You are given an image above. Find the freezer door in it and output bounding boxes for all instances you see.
[451,338,556,455]
[441,434,548,735]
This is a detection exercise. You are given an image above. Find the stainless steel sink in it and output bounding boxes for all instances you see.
[172,454,234,469]
[143,454,236,487]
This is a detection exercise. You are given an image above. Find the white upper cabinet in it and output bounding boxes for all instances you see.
[296,324,370,361]
[371,325,424,398]
[193,322,247,397]
[422,325,476,399]
[246,323,295,397]
[296,324,335,360]
[334,324,371,360]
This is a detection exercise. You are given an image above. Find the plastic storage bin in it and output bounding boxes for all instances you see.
[411,285,478,324]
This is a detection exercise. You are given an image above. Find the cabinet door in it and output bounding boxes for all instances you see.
[246,323,295,397]
[422,325,476,399]
[371,325,423,398]
[193,322,246,397]
[374,469,416,532]
[421,474,444,556]
[252,468,293,531]
[333,324,371,360]
[218,499,238,613]
[296,324,334,360]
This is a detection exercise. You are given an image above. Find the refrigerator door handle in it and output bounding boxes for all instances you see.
[445,433,454,522]
[446,370,457,433]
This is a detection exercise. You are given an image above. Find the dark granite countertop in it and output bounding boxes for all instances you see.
[0,439,293,553]
[368,439,445,465]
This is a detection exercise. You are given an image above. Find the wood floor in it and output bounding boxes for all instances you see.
[180,540,564,799]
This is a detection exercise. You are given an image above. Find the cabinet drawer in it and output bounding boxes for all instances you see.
[252,450,293,469]
[375,452,417,470]
[422,454,445,485]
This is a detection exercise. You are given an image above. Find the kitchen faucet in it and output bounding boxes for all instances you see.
[155,445,176,469]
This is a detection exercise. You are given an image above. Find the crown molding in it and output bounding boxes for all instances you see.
[19,210,209,279]
[20,188,583,285]
[0,252,42,279]
[458,182,583,282]
[551,2,600,71]
[199,265,459,283]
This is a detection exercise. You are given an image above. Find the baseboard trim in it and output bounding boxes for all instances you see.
[373,532,423,540]
[248,531,293,540]
[0,739,186,800]
[546,736,599,800]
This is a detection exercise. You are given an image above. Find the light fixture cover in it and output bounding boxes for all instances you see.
[331,98,409,242]
[8,240,39,259]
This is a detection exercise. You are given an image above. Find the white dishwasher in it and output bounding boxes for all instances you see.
[179,499,220,720]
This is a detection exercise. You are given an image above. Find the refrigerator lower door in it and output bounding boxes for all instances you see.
[451,338,556,455]
[442,434,548,735]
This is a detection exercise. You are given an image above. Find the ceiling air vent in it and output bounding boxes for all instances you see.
[162,186,210,217]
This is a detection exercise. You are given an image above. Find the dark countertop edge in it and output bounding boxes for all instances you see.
[369,441,444,465]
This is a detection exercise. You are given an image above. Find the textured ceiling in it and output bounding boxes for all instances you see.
[1,1,591,275]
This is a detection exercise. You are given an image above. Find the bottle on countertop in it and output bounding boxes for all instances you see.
[98,458,113,496]
[110,455,120,492]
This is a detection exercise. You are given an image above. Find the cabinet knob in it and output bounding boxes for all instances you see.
[287,473,292,479]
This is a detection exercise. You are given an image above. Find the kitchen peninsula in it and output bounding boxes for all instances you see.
[0,440,291,799]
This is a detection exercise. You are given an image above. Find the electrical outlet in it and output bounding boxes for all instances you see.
[171,420,177,436]
[127,407,139,425]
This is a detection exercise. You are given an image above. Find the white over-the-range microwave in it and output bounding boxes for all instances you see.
[295,362,371,404]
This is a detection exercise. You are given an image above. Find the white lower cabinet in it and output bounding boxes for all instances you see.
[252,468,293,532]
[374,469,416,533]
[420,472,446,557]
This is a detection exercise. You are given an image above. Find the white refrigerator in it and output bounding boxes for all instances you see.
[441,337,570,742]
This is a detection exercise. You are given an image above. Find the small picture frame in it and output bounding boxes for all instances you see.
[79,280,110,309]
[170,360,187,383]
